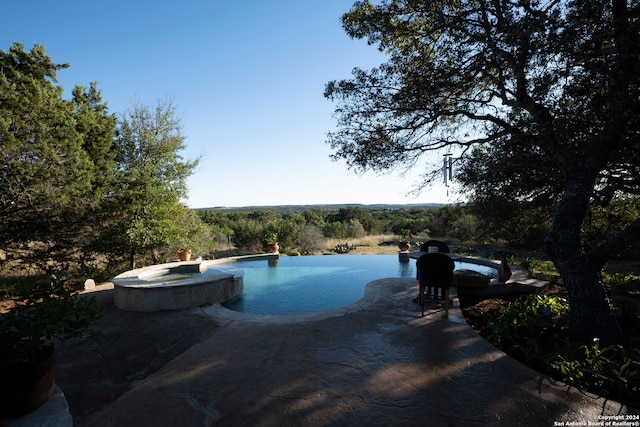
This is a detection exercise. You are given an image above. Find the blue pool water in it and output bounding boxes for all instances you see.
[221,255,496,315]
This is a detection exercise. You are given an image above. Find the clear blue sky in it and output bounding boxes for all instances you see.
[4,1,458,208]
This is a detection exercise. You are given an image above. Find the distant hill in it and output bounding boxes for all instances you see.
[195,203,451,213]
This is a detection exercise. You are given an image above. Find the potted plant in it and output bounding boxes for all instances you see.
[177,247,192,261]
[262,231,279,254]
[398,229,412,251]
[0,277,102,418]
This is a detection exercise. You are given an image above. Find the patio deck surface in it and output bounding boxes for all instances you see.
[52,278,637,426]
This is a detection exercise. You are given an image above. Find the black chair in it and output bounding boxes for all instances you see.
[417,240,450,299]
[416,252,455,318]
[419,240,450,253]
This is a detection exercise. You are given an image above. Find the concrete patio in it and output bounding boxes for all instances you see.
[50,278,638,426]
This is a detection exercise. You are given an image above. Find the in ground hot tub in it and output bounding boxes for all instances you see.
[113,260,244,312]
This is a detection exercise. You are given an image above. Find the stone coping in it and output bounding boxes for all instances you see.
[112,254,279,287]
[113,260,243,289]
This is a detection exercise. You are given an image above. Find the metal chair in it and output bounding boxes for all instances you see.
[416,252,455,318]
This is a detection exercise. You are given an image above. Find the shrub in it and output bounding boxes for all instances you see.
[298,224,326,255]
[482,293,640,407]
[0,278,102,364]
[552,341,640,405]
[484,294,568,368]
[334,243,355,254]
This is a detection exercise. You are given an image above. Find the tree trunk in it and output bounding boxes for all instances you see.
[549,249,622,343]
[129,247,136,270]
[545,170,623,343]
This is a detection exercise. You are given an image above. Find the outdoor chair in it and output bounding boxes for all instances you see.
[416,252,455,318]
[417,240,450,300]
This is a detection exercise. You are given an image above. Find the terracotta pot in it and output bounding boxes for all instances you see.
[178,249,192,261]
[0,344,56,418]
[266,243,280,253]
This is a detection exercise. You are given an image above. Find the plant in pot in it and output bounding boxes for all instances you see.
[398,229,412,252]
[175,235,204,262]
[177,247,192,261]
[0,277,102,419]
[262,231,279,254]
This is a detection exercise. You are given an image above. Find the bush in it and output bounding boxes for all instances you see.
[232,220,263,252]
[482,294,640,407]
[552,341,640,404]
[1,278,102,364]
[485,294,569,368]
[334,243,355,254]
[298,224,326,255]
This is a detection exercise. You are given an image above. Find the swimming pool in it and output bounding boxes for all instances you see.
[221,255,496,315]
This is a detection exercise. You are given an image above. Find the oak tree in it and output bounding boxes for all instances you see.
[106,98,199,269]
[325,0,640,341]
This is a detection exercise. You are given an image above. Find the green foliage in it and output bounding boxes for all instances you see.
[199,204,466,252]
[270,219,300,251]
[552,342,640,406]
[382,208,437,237]
[516,258,560,281]
[303,209,326,228]
[603,272,640,288]
[0,278,102,364]
[450,213,479,242]
[163,208,216,259]
[0,43,83,224]
[398,228,412,240]
[327,207,379,234]
[517,257,543,274]
[482,294,639,406]
[328,0,640,212]
[262,231,278,245]
[0,43,204,276]
[583,197,640,259]
[197,204,504,254]
[465,198,552,248]
[106,98,199,268]
[232,219,264,252]
[334,243,356,254]
[322,221,351,239]
[0,43,117,267]
[485,295,569,363]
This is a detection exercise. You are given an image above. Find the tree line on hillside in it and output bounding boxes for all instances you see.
[197,205,475,255]
[196,202,640,260]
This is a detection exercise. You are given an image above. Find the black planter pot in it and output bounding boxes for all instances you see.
[0,344,56,419]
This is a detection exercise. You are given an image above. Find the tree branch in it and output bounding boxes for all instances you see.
[587,218,640,271]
